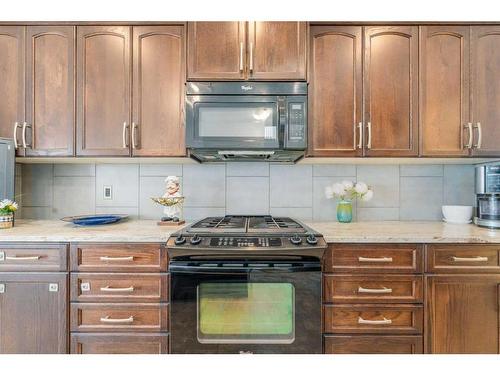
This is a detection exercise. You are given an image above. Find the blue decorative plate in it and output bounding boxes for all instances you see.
[61,214,129,226]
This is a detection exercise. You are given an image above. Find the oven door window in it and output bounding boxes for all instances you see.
[197,282,295,344]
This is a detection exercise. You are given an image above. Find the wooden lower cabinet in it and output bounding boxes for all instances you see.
[0,272,68,354]
[324,335,423,354]
[71,333,169,354]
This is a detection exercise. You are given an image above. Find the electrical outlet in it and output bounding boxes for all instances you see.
[103,185,113,200]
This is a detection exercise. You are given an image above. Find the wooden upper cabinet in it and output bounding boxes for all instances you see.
[247,22,306,80]
[25,26,75,156]
[471,26,500,156]
[187,22,246,80]
[132,25,185,156]
[0,26,25,155]
[308,26,362,156]
[426,275,500,354]
[364,26,419,156]
[420,26,470,157]
[76,26,131,156]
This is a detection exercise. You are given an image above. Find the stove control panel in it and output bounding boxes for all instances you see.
[209,237,282,247]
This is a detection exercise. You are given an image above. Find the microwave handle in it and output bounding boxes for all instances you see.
[278,97,287,147]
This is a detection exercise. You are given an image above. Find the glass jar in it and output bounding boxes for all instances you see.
[337,200,353,223]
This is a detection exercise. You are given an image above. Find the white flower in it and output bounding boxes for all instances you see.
[0,199,11,209]
[354,182,368,194]
[342,180,354,190]
[11,202,18,210]
[325,186,334,199]
[332,182,346,197]
[361,189,374,202]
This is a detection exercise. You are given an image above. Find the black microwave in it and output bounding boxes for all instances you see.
[185,82,307,162]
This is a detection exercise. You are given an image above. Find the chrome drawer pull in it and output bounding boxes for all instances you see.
[358,256,393,263]
[100,316,134,324]
[99,256,134,261]
[100,285,135,292]
[5,255,41,261]
[358,316,392,325]
[451,256,488,262]
[358,286,393,294]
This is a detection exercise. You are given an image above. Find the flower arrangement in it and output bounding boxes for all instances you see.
[0,199,18,215]
[325,181,373,223]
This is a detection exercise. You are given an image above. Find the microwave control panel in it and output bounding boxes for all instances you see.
[286,99,307,149]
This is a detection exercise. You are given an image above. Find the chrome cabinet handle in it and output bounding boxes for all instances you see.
[13,122,21,149]
[22,122,31,148]
[465,123,473,149]
[99,256,134,262]
[100,285,135,292]
[452,255,488,262]
[474,122,482,149]
[249,42,254,73]
[239,42,244,72]
[358,256,393,263]
[358,316,392,325]
[366,122,372,149]
[100,316,134,324]
[5,255,41,261]
[122,122,129,148]
[131,122,138,149]
[357,122,363,149]
[358,286,393,294]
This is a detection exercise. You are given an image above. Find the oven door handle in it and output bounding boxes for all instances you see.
[169,263,321,274]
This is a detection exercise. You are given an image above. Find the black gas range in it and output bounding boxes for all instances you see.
[167,216,326,354]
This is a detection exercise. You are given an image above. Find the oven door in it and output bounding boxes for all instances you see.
[186,95,282,150]
[170,260,321,354]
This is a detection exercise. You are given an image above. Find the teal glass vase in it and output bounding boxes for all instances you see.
[337,200,353,223]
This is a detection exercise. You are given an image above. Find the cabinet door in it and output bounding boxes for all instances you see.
[426,275,500,353]
[308,26,362,156]
[0,26,25,156]
[420,26,470,156]
[76,26,131,156]
[247,22,306,80]
[0,273,68,354]
[471,26,500,156]
[364,26,419,156]
[187,22,246,80]
[132,26,185,156]
[25,26,75,156]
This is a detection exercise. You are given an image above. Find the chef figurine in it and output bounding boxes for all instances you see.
[162,176,183,222]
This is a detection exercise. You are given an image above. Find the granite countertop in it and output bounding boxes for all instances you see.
[0,219,499,243]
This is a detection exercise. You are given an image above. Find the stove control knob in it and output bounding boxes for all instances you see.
[175,235,186,245]
[190,234,202,245]
[290,234,302,245]
[306,234,318,245]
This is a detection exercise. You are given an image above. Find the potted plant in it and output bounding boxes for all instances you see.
[0,199,18,229]
[325,181,373,223]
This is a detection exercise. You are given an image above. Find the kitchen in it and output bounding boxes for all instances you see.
[1,0,500,369]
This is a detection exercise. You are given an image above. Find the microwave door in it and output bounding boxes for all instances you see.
[186,96,280,149]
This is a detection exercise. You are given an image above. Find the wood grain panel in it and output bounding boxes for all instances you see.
[471,26,500,156]
[132,25,185,156]
[364,26,419,156]
[426,275,500,353]
[25,26,75,156]
[71,333,169,354]
[420,26,470,156]
[187,22,245,80]
[0,26,25,155]
[426,244,500,273]
[0,243,68,272]
[308,26,362,156]
[248,22,306,80]
[324,335,423,354]
[76,26,131,156]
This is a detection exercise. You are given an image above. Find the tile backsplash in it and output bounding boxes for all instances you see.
[15,163,475,222]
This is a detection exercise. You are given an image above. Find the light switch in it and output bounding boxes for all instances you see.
[103,185,113,200]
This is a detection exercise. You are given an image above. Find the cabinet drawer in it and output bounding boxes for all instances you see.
[70,243,166,272]
[323,275,423,303]
[323,304,423,334]
[426,244,500,273]
[70,273,168,302]
[0,243,68,271]
[70,303,169,332]
[324,335,423,354]
[323,244,423,273]
[71,333,169,354]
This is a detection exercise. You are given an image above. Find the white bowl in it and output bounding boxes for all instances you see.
[442,205,473,224]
